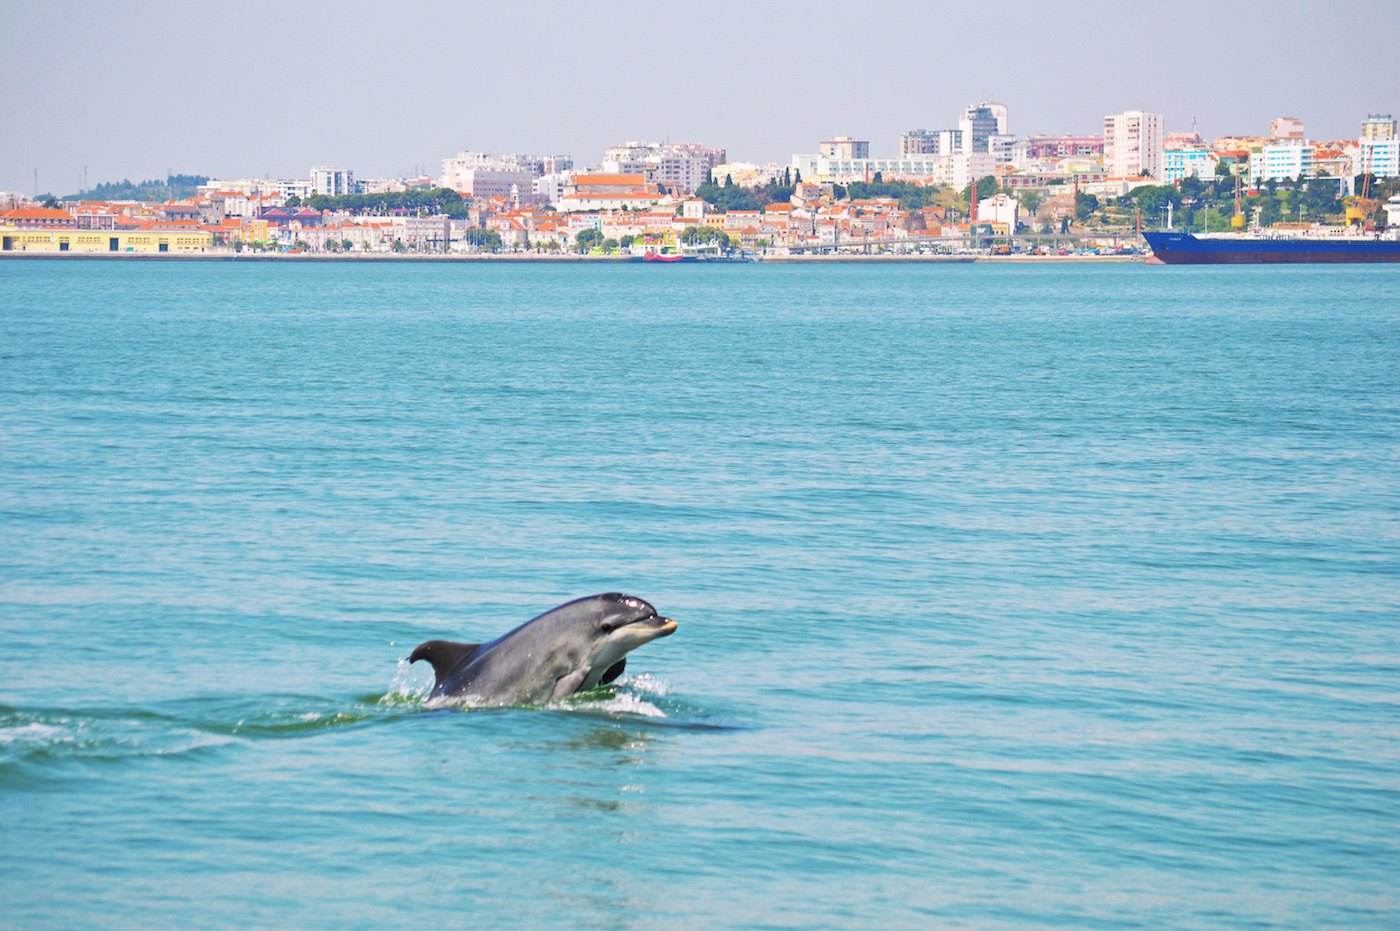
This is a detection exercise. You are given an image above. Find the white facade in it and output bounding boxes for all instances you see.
[600,142,724,194]
[820,137,870,159]
[1384,194,1400,225]
[789,152,994,189]
[440,152,541,197]
[976,192,1019,228]
[533,172,570,207]
[310,166,354,197]
[1162,148,1218,182]
[1250,143,1315,182]
[1104,110,1164,179]
[1358,138,1400,179]
[200,177,311,199]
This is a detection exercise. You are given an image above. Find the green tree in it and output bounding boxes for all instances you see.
[1075,192,1099,221]
[619,234,635,248]
[842,179,938,210]
[284,195,302,207]
[962,175,998,203]
[602,238,619,254]
[694,179,761,212]
[460,228,501,251]
[575,228,603,252]
[1018,190,1042,214]
[1132,185,1182,217]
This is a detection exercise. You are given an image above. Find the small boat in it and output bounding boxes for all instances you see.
[643,251,690,263]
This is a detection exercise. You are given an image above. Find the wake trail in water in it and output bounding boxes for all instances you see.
[1,667,719,781]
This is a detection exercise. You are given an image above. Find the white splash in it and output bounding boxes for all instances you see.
[621,673,672,697]
[0,722,69,745]
[567,691,667,718]
[382,658,434,704]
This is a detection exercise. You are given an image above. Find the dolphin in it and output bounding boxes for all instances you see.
[408,593,677,706]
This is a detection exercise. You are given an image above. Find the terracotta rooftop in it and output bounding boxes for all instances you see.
[3,206,76,220]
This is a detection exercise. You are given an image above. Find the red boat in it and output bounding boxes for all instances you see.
[643,251,685,262]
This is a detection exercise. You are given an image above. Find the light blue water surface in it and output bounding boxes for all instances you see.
[1,259,1397,930]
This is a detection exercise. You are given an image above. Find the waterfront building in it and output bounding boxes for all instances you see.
[1104,110,1164,179]
[1163,147,1218,182]
[1358,136,1400,179]
[1250,142,1315,182]
[0,206,77,229]
[69,203,118,230]
[1358,114,1399,179]
[976,192,1019,229]
[1,223,214,253]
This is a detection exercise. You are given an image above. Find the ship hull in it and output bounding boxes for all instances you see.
[1144,231,1400,264]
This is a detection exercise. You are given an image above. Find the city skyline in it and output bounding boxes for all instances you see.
[2,0,1397,195]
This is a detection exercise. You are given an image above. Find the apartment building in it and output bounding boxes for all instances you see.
[310,166,354,197]
[601,142,725,194]
[1250,142,1315,182]
[1162,148,1218,182]
[1104,110,1164,179]
[439,152,540,198]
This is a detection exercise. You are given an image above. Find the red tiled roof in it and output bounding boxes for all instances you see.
[2,207,76,220]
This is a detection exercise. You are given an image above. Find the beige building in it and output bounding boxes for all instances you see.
[1104,110,1164,179]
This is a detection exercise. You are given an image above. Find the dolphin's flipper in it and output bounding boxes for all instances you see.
[599,659,626,685]
[549,666,593,701]
[409,640,482,689]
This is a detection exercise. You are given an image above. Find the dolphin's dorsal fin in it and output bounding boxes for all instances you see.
[408,640,481,687]
[599,658,626,685]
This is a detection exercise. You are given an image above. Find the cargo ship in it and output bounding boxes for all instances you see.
[1144,193,1400,264]
[1143,229,1400,264]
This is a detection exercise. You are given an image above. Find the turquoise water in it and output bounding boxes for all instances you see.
[2,259,1397,929]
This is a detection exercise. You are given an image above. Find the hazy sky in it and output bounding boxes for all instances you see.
[3,0,1396,195]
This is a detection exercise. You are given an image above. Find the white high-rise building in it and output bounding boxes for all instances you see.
[310,166,354,196]
[1104,110,1164,179]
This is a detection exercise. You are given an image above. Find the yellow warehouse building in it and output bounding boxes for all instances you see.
[1,227,216,253]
